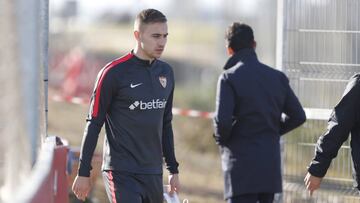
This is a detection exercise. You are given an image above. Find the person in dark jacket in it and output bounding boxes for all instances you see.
[72,9,180,203]
[305,74,360,195]
[213,22,306,203]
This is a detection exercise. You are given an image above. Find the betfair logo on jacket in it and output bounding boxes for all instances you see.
[129,99,167,110]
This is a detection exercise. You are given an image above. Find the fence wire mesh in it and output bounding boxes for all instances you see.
[282,0,360,202]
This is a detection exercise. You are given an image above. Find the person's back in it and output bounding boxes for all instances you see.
[224,50,290,139]
[213,23,306,203]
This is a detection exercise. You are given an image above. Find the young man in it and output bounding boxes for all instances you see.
[213,23,306,203]
[304,74,360,195]
[72,9,180,203]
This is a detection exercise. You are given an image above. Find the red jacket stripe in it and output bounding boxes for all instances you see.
[92,53,133,117]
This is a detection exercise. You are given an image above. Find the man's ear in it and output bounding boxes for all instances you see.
[227,47,234,56]
[134,30,140,41]
[252,41,257,49]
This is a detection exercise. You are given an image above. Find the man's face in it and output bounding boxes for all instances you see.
[137,22,168,59]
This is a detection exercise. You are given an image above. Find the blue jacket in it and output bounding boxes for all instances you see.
[213,48,306,199]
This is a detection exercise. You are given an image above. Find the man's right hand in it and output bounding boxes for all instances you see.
[72,175,92,201]
[168,173,180,195]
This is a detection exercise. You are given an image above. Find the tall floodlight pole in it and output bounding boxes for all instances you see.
[17,0,41,166]
[40,0,49,142]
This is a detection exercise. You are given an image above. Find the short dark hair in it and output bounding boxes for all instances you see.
[225,22,254,52]
[135,9,167,30]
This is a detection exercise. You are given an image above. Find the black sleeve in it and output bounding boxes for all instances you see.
[213,74,236,145]
[78,68,116,177]
[308,76,359,177]
[279,74,306,135]
[162,73,179,174]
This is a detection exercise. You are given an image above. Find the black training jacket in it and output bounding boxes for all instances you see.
[78,52,179,177]
[308,74,360,190]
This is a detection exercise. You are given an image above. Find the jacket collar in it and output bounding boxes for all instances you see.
[223,48,258,70]
[131,50,157,67]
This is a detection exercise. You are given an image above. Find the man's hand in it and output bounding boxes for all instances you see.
[72,175,92,201]
[168,173,180,195]
[304,172,322,196]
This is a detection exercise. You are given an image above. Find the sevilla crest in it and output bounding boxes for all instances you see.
[159,76,167,88]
